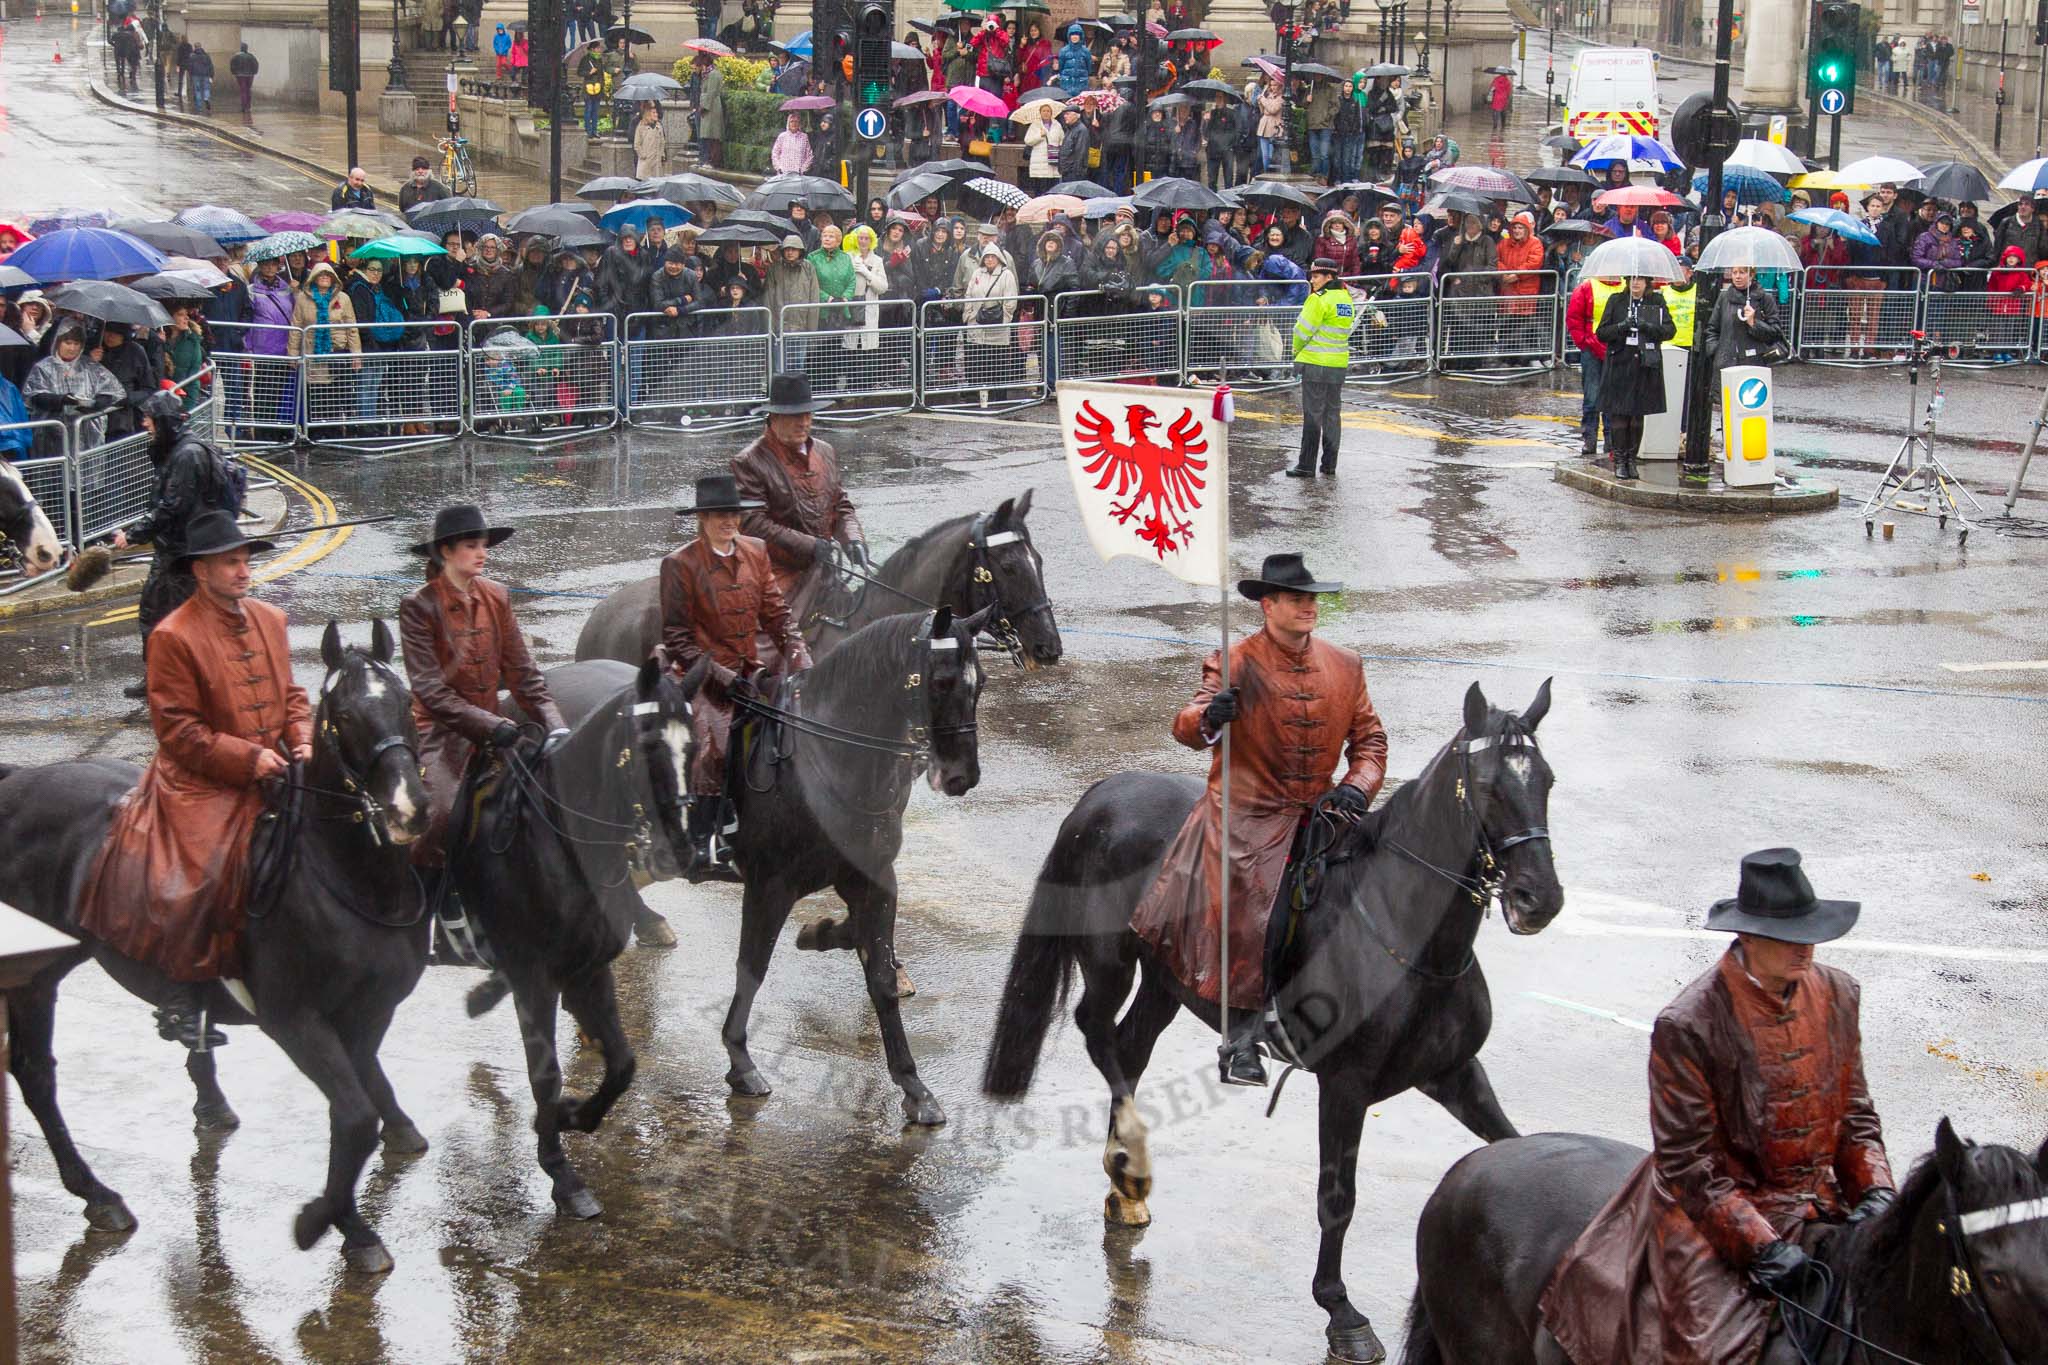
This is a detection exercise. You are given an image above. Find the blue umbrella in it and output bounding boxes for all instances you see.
[1572,133,1681,170]
[5,228,168,283]
[1789,206,1880,244]
[599,199,695,233]
[1693,167,1789,205]
[779,28,814,57]
[172,204,268,244]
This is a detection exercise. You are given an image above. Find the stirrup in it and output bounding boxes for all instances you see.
[434,907,493,968]
[156,1004,228,1052]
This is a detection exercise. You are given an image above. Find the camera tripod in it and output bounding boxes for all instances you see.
[1859,332,1980,548]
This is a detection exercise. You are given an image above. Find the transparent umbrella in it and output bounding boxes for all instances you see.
[1579,236,1683,281]
[1693,226,1803,273]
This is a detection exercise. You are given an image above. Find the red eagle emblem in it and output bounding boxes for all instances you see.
[1071,400,1210,558]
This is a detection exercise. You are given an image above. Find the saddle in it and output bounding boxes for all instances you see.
[733,671,804,797]
[245,756,305,922]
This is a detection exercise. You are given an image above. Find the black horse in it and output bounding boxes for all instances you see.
[720,605,992,1127]
[0,456,64,576]
[982,681,1564,1362]
[1408,1119,2048,1364]
[572,491,1061,669]
[455,653,706,1219]
[0,621,431,1272]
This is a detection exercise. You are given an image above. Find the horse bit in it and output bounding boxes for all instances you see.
[305,663,420,847]
[964,513,1054,668]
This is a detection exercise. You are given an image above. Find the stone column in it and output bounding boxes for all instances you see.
[1741,0,1804,111]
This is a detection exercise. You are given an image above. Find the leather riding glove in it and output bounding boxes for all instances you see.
[539,728,572,760]
[489,720,521,749]
[1327,783,1369,816]
[1748,1240,1815,1292]
[727,672,757,703]
[1201,687,1239,732]
[849,541,874,570]
[811,536,837,565]
[1846,1187,1897,1225]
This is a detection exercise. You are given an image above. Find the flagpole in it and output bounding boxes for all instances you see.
[1214,392,1233,1056]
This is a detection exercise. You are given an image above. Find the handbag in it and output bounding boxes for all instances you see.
[438,286,469,315]
[968,138,994,157]
[975,300,1005,325]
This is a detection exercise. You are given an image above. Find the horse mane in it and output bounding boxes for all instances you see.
[874,512,978,582]
[1847,1141,2043,1277]
[808,609,928,697]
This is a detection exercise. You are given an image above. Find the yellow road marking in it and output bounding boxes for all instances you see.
[87,456,349,627]
[1514,413,1579,425]
[1235,407,1557,449]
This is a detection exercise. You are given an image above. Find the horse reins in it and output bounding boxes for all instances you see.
[494,696,691,885]
[816,518,1051,667]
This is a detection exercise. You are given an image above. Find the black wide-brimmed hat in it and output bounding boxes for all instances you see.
[678,473,765,516]
[1704,848,1861,945]
[1237,552,1343,601]
[753,371,834,416]
[175,509,276,569]
[409,503,515,556]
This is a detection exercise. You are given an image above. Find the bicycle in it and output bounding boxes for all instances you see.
[437,135,478,196]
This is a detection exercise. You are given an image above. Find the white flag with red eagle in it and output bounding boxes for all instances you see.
[1056,380,1232,587]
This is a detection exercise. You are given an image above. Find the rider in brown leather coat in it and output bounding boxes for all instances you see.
[730,372,868,641]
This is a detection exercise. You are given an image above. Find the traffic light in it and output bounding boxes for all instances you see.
[1809,0,1859,114]
[855,0,892,108]
[2037,0,2047,47]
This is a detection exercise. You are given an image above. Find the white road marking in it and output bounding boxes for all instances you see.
[1558,917,2048,966]
[1524,991,1653,1032]
[1941,660,2048,673]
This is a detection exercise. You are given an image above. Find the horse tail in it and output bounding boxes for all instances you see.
[980,875,1075,1101]
[0,764,15,784]
[1401,1294,1444,1365]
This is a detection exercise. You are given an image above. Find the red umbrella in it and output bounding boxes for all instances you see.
[949,83,1010,119]
[1593,186,1686,209]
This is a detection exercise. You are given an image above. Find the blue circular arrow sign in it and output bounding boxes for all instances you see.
[854,106,889,141]
[1818,87,1846,115]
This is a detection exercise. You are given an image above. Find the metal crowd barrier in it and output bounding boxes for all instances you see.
[1051,287,1186,387]
[301,320,466,452]
[73,428,156,545]
[5,439,78,557]
[1790,267,1921,367]
[623,308,773,430]
[1184,279,1301,392]
[211,322,305,450]
[775,300,917,420]
[916,293,1048,413]
[1437,270,1561,381]
[472,313,619,445]
[1919,287,2038,368]
[1346,273,1435,382]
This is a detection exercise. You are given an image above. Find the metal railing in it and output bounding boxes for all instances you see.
[1789,267,1920,366]
[774,300,918,418]
[1346,273,1435,382]
[1183,279,1301,392]
[1051,286,1186,387]
[1918,286,2037,368]
[471,313,619,444]
[1437,270,1562,380]
[211,322,305,450]
[6,441,77,559]
[301,320,466,451]
[917,293,1048,413]
[623,308,773,430]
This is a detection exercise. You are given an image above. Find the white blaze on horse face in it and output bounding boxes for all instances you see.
[664,719,690,800]
[1504,751,1532,784]
[384,763,419,841]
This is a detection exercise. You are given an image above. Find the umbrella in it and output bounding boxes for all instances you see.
[1362,62,1410,78]
[615,72,685,102]
[44,279,173,328]
[895,89,952,106]
[1236,179,1319,210]
[600,198,695,232]
[1083,196,1134,219]
[1837,154,1923,186]
[1422,190,1493,218]
[27,210,109,235]
[0,265,37,291]
[320,208,409,240]
[110,220,223,257]
[553,226,613,250]
[1916,160,1993,202]
[891,41,923,60]
[886,170,957,210]
[1543,133,1584,153]
[256,210,327,233]
[406,195,501,223]
[1482,64,1516,75]
[1070,87,1125,111]
[1017,194,1088,223]
[1595,185,1686,208]
[1579,236,1681,280]
[1132,176,1231,212]
[606,23,655,43]
[349,236,450,261]
[0,324,29,348]
[1432,165,1535,201]
[1542,219,1610,237]
[576,176,643,202]
[778,30,814,57]
[156,257,232,287]
[1524,165,1599,188]
[1001,0,1050,10]
[1316,181,1402,213]
[1250,56,1284,81]
[1694,225,1802,272]
[963,177,1032,210]
[782,94,838,111]
[748,174,858,211]
[1290,62,1343,80]
[1168,27,1219,42]
[1690,168,1788,205]
[504,206,601,237]
[949,84,1009,119]
[130,272,217,303]
[1789,206,1881,245]
[907,17,940,32]
[1181,78,1243,101]
[1016,85,1069,107]
[696,222,783,246]
[680,37,733,57]
[1999,157,2048,192]
[5,228,166,283]
[1572,134,1680,170]
[1012,96,1068,121]
[245,230,326,262]
[1048,180,1121,200]
[903,157,992,183]
[172,205,266,243]
[725,209,799,235]
[639,174,745,207]
[1149,93,1194,109]
[1723,138,1806,175]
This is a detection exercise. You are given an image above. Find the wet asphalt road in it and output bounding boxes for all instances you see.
[5,22,2048,1364]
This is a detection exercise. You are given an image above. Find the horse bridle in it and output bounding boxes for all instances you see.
[1385,727,1552,918]
[309,662,420,847]
[497,690,694,884]
[965,513,1054,668]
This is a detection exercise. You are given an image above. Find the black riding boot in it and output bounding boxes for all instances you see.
[1218,1010,1269,1087]
[685,799,741,884]
[156,981,227,1051]
[426,868,492,967]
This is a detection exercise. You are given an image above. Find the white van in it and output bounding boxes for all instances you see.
[1564,47,1661,141]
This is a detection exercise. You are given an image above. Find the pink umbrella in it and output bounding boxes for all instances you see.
[1147,20,1168,36]
[780,94,837,111]
[257,210,327,233]
[1017,194,1086,223]
[895,88,952,106]
[949,83,1009,119]
[1073,87,1124,111]
[1252,56,1284,81]
[682,37,733,57]
[1593,185,1686,209]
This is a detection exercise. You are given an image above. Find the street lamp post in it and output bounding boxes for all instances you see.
[1419,0,1433,74]
[1546,4,1557,120]
[1678,0,1737,484]
[389,0,409,87]
[1996,17,2008,150]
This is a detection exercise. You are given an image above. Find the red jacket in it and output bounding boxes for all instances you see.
[1566,280,1608,360]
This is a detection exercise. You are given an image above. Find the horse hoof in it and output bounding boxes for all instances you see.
[633,912,678,948]
[726,1066,771,1098]
[893,964,917,999]
[901,1093,947,1128]
[554,1187,603,1220]
[1103,1192,1151,1227]
[193,1102,241,1132]
[293,1197,333,1250]
[84,1198,137,1233]
[1326,1321,1387,1364]
[343,1241,395,1275]
[381,1120,429,1155]
[794,916,845,951]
